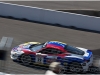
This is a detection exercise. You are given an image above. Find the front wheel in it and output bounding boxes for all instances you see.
[20,54,32,65]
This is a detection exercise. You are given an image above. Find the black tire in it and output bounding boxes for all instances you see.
[59,67,66,74]
[88,66,99,73]
[13,60,17,62]
[69,62,83,73]
[20,54,32,65]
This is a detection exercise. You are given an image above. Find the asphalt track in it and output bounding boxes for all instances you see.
[0,16,100,74]
[2,1,100,10]
[0,1,100,74]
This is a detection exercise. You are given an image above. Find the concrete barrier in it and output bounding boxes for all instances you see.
[0,2,100,31]
[0,72,6,74]
[58,9,100,17]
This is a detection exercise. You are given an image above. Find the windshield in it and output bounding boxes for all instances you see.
[30,44,43,52]
[65,45,84,55]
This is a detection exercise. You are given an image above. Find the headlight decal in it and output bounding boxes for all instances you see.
[12,46,19,51]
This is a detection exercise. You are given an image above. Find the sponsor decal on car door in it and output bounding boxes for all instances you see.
[35,53,44,64]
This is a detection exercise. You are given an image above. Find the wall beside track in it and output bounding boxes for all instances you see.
[0,2,100,31]
[0,72,6,74]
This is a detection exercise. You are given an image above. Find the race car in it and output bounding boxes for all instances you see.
[10,41,93,73]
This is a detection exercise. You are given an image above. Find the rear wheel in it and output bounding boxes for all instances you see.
[20,54,32,65]
[59,67,66,74]
[88,66,99,73]
[69,62,83,73]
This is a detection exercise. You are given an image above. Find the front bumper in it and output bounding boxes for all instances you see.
[10,51,24,60]
[10,54,19,60]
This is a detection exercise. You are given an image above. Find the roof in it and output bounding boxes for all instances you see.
[47,41,67,47]
[44,41,67,50]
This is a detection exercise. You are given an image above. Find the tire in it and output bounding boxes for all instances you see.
[69,62,83,73]
[88,66,99,73]
[59,66,66,74]
[20,54,32,65]
[13,60,17,62]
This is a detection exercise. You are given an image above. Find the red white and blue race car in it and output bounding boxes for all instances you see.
[10,41,93,73]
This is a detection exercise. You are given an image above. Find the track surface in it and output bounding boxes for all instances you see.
[2,1,100,10]
[0,1,100,74]
[0,17,100,74]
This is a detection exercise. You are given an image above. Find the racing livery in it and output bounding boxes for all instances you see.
[10,41,93,72]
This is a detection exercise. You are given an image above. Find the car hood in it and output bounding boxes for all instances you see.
[65,47,90,60]
[76,47,90,57]
[76,47,88,52]
[65,53,84,59]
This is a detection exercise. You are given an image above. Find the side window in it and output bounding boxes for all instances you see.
[39,48,63,54]
[65,46,77,54]
[57,50,63,54]
[39,49,50,54]
[52,49,63,54]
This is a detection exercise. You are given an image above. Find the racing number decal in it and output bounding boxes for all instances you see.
[37,57,42,63]
[36,55,43,64]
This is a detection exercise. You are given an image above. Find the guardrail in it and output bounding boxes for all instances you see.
[0,2,100,31]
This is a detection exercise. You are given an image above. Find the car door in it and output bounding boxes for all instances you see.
[35,48,51,65]
[35,52,47,65]
[38,48,66,65]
